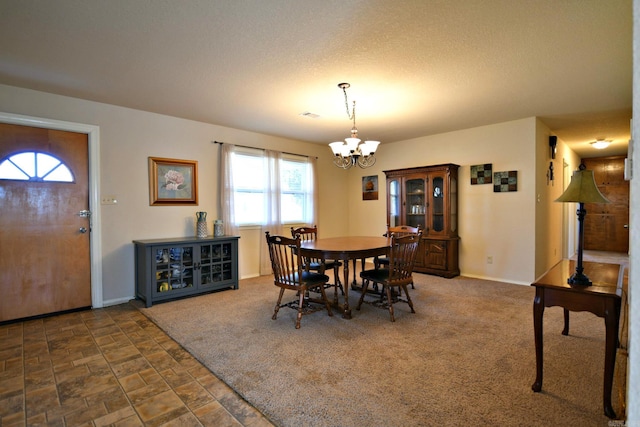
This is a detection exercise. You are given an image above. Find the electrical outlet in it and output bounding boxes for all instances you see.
[487,256,493,264]
[101,195,118,205]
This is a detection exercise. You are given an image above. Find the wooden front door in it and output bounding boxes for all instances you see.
[0,123,91,322]
[582,156,629,253]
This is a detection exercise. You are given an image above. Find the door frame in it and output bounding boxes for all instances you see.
[0,111,103,309]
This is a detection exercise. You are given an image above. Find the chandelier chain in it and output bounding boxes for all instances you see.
[342,85,355,122]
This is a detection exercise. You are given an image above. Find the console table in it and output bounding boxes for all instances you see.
[531,259,625,419]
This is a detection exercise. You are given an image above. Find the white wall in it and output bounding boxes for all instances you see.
[625,0,638,420]
[0,83,563,305]
[0,83,347,304]
[345,117,541,285]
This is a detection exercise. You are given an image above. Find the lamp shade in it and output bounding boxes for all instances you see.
[329,141,345,156]
[361,140,380,156]
[555,169,610,204]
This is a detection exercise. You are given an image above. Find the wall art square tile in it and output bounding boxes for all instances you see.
[470,163,492,184]
[493,170,517,192]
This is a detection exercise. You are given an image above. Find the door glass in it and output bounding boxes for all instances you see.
[450,176,457,232]
[389,178,400,227]
[405,178,425,229]
[432,176,444,232]
[169,246,193,290]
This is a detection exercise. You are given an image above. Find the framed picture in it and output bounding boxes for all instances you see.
[149,157,198,205]
[493,170,517,192]
[470,163,493,185]
[362,175,378,200]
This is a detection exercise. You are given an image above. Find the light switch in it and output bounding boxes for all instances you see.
[101,195,118,205]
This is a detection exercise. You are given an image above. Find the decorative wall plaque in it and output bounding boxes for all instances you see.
[493,170,517,192]
[470,164,492,185]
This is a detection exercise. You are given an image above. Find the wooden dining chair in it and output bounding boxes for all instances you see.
[291,225,344,302]
[357,232,422,322]
[265,232,333,329]
[374,225,420,288]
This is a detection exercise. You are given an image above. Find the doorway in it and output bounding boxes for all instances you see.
[0,113,102,321]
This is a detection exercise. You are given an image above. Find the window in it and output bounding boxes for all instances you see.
[0,151,74,182]
[231,149,314,225]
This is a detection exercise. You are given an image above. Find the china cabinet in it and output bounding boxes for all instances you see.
[384,164,459,277]
[133,236,239,307]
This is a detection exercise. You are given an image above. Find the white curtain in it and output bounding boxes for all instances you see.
[220,143,239,237]
[306,155,319,227]
[260,150,284,275]
[220,145,317,276]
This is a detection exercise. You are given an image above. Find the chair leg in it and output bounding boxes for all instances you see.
[318,284,333,317]
[273,288,285,320]
[332,264,344,306]
[356,279,370,310]
[295,290,304,329]
[403,285,416,314]
[334,264,344,295]
[386,285,395,322]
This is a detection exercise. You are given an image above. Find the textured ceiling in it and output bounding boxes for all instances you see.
[0,0,632,158]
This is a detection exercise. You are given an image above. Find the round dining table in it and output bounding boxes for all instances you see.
[299,236,391,319]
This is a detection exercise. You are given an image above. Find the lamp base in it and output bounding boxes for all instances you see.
[567,272,592,286]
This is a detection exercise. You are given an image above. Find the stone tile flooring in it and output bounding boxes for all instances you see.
[0,303,274,426]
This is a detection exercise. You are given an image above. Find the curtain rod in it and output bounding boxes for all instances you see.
[213,140,318,159]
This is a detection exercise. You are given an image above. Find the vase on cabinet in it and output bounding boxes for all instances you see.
[196,212,208,238]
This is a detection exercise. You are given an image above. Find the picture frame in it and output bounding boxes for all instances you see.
[493,170,517,192]
[149,157,198,205]
[470,163,492,185]
[362,175,378,200]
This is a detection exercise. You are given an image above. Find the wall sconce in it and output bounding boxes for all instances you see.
[549,136,557,159]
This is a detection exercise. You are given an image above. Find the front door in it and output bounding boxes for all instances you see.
[582,156,630,253]
[0,123,91,322]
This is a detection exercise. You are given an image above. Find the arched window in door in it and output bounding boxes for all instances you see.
[0,151,74,182]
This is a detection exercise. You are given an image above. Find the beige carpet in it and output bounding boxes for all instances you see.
[139,268,626,426]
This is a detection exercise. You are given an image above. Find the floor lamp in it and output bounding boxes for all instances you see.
[555,164,610,286]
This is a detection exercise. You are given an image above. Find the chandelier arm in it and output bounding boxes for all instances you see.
[357,155,376,168]
[333,156,353,169]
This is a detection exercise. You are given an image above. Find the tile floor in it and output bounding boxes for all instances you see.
[0,303,274,426]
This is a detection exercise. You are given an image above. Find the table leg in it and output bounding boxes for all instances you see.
[352,259,358,287]
[342,260,352,319]
[602,300,621,419]
[532,289,544,392]
[562,308,570,336]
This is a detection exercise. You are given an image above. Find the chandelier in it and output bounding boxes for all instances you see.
[328,83,380,169]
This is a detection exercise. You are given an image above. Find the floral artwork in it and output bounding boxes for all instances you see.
[149,157,198,205]
[163,169,185,191]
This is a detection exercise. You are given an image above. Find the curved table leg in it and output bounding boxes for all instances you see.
[562,308,569,336]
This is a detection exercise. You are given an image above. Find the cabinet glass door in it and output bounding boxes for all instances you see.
[388,178,401,227]
[431,176,444,232]
[200,242,234,287]
[154,246,194,294]
[405,177,426,229]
